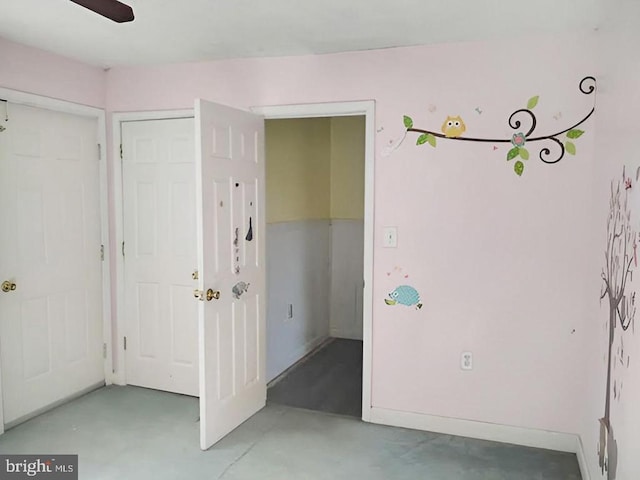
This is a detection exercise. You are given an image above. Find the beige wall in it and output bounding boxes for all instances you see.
[265,116,365,223]
[265,118,331,223]
[330,116,365,220]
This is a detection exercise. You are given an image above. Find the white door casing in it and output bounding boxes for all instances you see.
[0,103,105,426]
[195,99,266,450]
[122,118,199,396]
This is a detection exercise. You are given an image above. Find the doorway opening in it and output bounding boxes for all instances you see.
[263,115,366,418]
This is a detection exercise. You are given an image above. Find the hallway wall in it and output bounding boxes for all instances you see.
[265,117,365,380]
[265,118,332,381]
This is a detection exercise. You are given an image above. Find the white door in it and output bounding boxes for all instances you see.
[122,118,199,396]
[0,103,104,426]
[195,100,266,450]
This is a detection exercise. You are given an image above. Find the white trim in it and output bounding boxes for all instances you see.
[576,436,591,480]
[111,109,194,385]
[252,101,374,119]
[0,88,104,118]
[0,88,110,427]
[253,100,376,423]
[370,407,580,453]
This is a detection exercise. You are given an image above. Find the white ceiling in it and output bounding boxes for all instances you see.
[0,0,600,68]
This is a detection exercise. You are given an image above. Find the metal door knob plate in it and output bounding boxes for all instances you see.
[206,289,220,301]
[1,281,16,293]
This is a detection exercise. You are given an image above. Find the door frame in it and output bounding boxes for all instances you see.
[252,100,375,422]
[111,110,194,385]
[0,88,111,433]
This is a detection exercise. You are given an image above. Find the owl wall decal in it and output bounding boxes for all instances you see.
[441,115,466,138]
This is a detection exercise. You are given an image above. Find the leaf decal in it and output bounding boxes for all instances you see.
[566,129,585,139]
[519,147,530,160]
[427,134,437,148]
[416,134,429,145]
[507,147,520,161]
[514,160,524,176]
[566,141,577,155]
[527,96,539,110]
[403,115,414,129]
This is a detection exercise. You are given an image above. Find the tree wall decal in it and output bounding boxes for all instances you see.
[598,169,637,479]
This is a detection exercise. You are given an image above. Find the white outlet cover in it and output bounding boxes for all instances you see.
[461,351,473,371]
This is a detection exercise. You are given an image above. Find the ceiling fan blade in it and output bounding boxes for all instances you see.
[70,0,135,23]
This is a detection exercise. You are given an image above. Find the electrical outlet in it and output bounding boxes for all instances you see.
[287,304,293,319]
[461,351,473,371]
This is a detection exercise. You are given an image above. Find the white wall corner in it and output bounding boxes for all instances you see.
[370,407,581,454]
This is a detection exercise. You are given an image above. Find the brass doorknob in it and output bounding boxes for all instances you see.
[1,281,16,293]
[206,289,220,301]
[194,288,221,301]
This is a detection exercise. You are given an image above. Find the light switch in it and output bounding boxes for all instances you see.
[382,227,397,248]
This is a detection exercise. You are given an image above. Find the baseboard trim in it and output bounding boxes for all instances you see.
[4,381,105,431]
[329,329,363,341]
[370,407,578,453]
[576,436,591,480]
[267,336,332,385]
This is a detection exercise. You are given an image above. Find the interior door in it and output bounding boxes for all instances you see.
[0,103,104,427]
[122,118,199,396]
[195,100,266,450]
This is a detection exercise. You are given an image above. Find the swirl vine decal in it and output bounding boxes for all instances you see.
[400,76,596,176]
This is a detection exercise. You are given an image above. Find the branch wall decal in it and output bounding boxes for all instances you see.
[401,76,596,176]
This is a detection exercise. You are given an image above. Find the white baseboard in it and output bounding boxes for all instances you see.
[576,436,591,480]
[329,328,363,341]
[369,407,579,453]
[267,335,330,383]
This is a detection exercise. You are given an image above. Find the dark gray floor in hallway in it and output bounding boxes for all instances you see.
[267,338,363,417]
[0,386,582,479]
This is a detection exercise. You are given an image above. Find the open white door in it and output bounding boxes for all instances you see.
[195,99,266,450]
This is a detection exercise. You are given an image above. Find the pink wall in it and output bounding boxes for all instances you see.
[581,1,640,478]
[108,33,596,435]
[0,37,105,107]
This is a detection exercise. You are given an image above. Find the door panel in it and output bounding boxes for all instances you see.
[122,118,199,396]
[0,103,104,426]
[196,100,265,450]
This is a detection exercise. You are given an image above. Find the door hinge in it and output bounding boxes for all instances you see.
[122,241,125,257]
[124,336,127,351]
[100,244,105,261]
[98,143,102,160]
[103,343,107,359]
[120,144,123,160]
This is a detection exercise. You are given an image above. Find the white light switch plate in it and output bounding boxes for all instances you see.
[382,227,397,248]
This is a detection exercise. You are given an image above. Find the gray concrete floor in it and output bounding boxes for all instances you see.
[0,386,581,479]
[267,338,363,417]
